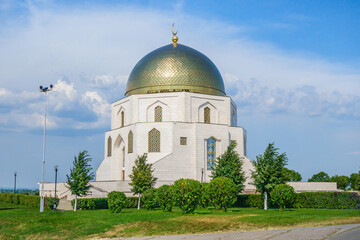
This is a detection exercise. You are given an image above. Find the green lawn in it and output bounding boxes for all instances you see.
[0,202,359,240]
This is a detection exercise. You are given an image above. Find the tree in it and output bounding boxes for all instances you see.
[330,175,350,190]
[308,172,330,182]
[206,177,238,212]
[282,167,302,182]
[66,150,94,211]
[129,154,157,209]
[270,184,296,210]
[349,172,360,190]
[251,142,287,210]
[210,141,246,192]
[172,178,202,214]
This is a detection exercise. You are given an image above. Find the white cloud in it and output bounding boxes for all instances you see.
[0,2,359,133]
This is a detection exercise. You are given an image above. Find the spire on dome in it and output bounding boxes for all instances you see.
[172,23,178,47]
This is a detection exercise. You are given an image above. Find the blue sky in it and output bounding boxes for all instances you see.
[0,0,359,188]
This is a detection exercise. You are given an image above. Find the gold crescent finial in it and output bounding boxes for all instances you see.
[172,23,178,36]
[172,23,178,47]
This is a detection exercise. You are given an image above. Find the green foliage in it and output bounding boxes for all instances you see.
[126,197,144,208]
[70,198,108,210]
[129,154,158,195]
[199,182,209,208]
[233,194,274,208]
[349,172,360,190]
[270,184,296,210]
[282,167,302,182]
[172,178,202,214]
[206,177,237,212]
[0,193,58,210]
[142,188,158,210]
[155,185,173,212]
[251,143,288,195]
[308,171,330,182]
[66,150,95,197]
[210,141,246,192]
[108,191,127,213]
[293,192,360,209]
[330,175,350,190]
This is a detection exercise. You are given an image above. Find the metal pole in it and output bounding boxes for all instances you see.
[14,171,17,194]
[39,84,52,212]
[53,166,58,211]
[40,92,47,212]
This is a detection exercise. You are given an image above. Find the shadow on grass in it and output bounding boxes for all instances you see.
[0,208,14,210]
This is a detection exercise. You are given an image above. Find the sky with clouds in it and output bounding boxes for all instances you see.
[0,0,359,188]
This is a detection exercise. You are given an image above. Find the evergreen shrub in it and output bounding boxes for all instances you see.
[155,185,173,212]
[108,191,127,213]
[70,198,108,210]
[293,192,360,209]
[207,177,238,211]
[172,179,202,214]
[0,193,58,210]
[142,188,158,210]
[270,184,296,209]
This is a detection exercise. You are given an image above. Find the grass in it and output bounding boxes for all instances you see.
[0,202,359,240]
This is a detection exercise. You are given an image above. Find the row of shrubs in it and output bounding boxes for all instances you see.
[235,191,360,209]
[70,196,144,210]
[0,193,59,210]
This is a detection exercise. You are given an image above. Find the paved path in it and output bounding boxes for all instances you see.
[99,224,360,240]
[57,199,73,211]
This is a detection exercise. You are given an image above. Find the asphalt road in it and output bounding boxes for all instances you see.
[98,223,360,240]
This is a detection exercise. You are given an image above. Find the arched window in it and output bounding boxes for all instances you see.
[121,111,124,127]
[107,136,112,157]
[154,106,162,122]
[207,138,216,169]
[128,131,133,153]
[148,128,160,152]
[204,107,210,123]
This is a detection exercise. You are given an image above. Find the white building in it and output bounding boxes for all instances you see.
[96,33,255,193]
[40,32,338,200]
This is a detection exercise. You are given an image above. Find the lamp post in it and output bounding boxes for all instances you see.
[13,171,17,194]
[53,165,58,211]
[39,84,53,212]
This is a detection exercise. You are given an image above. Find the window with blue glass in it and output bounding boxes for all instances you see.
[207,138,216,170]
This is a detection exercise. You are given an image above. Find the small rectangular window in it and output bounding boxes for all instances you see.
[180,137,187,145]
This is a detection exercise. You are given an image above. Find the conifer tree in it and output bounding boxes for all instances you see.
[66,150,94,211]
[251,143,287,210]
[210,141,246,192]
[129,154,157,209]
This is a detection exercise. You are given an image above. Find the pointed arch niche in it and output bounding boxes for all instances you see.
[146,101,170,122]
[128,131,133,153]
[198,102,218,124]
[148,128,160,152]
[107,136,112,157]
[113,134,125,180]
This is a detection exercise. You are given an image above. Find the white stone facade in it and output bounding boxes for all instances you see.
[96,91,255,191]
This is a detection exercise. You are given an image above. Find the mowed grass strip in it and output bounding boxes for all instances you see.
[0,202,359,240]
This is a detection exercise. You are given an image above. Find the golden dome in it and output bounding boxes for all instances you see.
[125,43,226,96]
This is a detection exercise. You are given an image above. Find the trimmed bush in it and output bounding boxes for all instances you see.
[155,185,173,212]
[271,184,296,209]
[0,193,58,210]
[71,198,108,210]
[206,177,237,212]
[293,192,360,209]
[172,178,202,214]
[142,188,158,210]
[108,191,127,213]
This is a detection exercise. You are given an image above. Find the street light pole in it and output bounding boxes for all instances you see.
[13,171,17,194]
[53,165,58,211]
[40,84,53,212]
